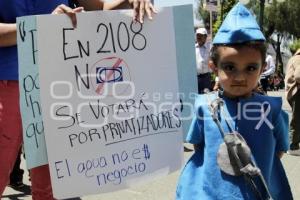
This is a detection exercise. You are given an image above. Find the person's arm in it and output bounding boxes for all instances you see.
[76,0,130,11]
[125,0,156,22]
[51,5,83,27]
[0,23,17,47]
[77,0,156,23]
[1,5,81,47]
[0,5,83,47]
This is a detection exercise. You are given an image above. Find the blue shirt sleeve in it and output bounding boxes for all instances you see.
[185,97,204,144]
[273,110,289,152]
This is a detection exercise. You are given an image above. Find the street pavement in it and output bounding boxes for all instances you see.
[2,90,300,200]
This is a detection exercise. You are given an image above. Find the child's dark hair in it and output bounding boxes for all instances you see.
[210,41,267,66]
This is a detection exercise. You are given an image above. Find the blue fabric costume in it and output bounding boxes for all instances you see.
[176,92,293,200]
[176,3,293,200]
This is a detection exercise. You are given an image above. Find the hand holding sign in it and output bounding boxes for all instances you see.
[17,4,197,199]
[51,4,84,28]
[129,0,157,23]
[51,0,157,28]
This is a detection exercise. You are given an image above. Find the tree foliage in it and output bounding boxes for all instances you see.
[289,39,300,54]
[199,0,300,39]
[197,0,237,34]
[245,0,300,73]
[198,0,210,28]
[263,0,300,39]
[212,0,237,35]
[285,0,300,38]
[197,0,300,73]
[222,0,238,18]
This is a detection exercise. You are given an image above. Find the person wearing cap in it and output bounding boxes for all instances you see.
[285,48,300,156]
[176,3,292,200]
[195,27,212,93]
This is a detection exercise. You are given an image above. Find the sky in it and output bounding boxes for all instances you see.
[153,0,252,27]
[154,0,195,7]
[154,0,203,26]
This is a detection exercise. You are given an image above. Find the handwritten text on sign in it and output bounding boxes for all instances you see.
[35,8,185,199]
[17,16,48,169]
[55,143,150,186]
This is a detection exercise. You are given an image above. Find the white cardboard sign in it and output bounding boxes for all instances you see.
[37,8,184,199]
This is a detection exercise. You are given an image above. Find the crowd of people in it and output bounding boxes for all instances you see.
[1,1,299,200]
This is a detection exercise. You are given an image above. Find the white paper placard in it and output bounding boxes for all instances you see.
[36,8,184,199]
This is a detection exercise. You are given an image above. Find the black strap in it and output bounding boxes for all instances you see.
[207,92,273,200]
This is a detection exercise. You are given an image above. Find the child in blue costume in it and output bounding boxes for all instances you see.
[176,3,293,200]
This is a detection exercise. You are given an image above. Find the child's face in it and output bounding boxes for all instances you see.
[210,46,265,98]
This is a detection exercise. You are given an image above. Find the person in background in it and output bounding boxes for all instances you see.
[176,3,292,200]
[0,1,155,199]
[260,53,276,92]
[195,27,212,94]
[273,74,281,91]
[285,47,300,156]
